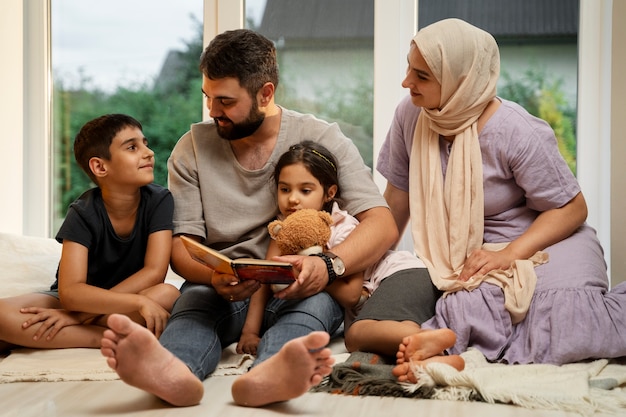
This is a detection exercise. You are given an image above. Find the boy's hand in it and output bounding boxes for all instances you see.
[20,307,82,341]
[236,332,260,355]
[137,297,170,338]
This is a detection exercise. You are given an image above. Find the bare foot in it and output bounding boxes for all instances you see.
[231,331,334,407]
[392,354,465,383]
[392,328,464,383]
[100,314,204,406]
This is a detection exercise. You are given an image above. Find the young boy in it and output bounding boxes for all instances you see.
[0,114,179,352]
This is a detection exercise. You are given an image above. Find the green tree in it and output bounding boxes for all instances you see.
[314,71,374,169]
[499,67,577,174]
[274,69,374,169]
[53,19,203,226]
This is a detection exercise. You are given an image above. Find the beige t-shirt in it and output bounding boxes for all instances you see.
[168,107,387,260]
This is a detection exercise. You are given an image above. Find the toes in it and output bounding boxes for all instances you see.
[106,314,134,335]
[303,331,330,352]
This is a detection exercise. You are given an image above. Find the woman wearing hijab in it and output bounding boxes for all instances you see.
[373,18,626,381]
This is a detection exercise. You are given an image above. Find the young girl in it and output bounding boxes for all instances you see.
[0,114,180,352]
[236,141,460,374]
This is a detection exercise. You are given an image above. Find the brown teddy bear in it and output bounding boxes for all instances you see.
[267,209,333,291]
[268,208,333,256]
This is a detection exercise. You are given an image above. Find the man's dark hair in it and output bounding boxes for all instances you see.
[199,29,279,98]
[73,114,142,183]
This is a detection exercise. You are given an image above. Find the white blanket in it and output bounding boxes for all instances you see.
[0,348,118,382]
[0,343,255,383]
[406,348,626,416]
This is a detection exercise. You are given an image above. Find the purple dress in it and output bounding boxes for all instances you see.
[378,95,626,364]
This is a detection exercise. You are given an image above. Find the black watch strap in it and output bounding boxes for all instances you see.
[310,253,337,285]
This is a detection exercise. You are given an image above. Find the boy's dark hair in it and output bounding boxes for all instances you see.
[199,29,279,98]
[274,141,340,213]
[74,114,143,183]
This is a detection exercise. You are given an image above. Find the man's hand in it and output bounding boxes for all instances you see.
[272,254,328,299]
[211,271,261,302]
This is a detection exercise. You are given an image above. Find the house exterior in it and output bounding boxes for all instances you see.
[257,0,579,103]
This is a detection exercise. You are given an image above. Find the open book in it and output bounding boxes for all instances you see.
[180,236,296,284]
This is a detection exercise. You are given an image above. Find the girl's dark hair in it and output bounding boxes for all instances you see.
[273,141,340,213]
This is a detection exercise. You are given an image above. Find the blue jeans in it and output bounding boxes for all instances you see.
[159,282,344,380]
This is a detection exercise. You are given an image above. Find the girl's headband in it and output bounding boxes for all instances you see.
[309,148,336,171]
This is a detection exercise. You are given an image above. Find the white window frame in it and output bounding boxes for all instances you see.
[0,0,615,277]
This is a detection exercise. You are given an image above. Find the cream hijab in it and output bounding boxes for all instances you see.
[408,19,546,323]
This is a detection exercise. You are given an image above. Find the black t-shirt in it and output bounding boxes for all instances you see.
[52,183,174,290]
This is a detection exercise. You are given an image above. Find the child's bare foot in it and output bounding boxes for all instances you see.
[392,354,465,383]
[392,328,464,383]
[231,331,334,407]
[395,328,457,365]
[100,314,204,406]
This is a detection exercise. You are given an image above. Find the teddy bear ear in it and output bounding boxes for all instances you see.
[268,220,283,239]
[318,211,333,226]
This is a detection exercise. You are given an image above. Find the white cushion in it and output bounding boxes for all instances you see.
[0,233,61,298]
[0,233,183,299]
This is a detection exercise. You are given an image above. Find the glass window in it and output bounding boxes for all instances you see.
[51,0,204,233]
[245,0,375,169]
[417,1,579,174]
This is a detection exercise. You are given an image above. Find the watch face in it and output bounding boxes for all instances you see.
[332,257,346,276]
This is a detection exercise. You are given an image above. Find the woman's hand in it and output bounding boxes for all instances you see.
[458,247,515,282]
[459,193,588,283]
[20,307,82,341]
[211,271,261,302]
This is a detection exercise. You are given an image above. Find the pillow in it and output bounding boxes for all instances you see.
[0,233,184,299]
[0,233,61,298]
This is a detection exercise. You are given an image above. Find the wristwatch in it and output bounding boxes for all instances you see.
[310,252,345,286]
[325,251,346,277]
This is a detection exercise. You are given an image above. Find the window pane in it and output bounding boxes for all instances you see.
[51,0,204,233]
[418,1,579,174]
[245,0,375,169]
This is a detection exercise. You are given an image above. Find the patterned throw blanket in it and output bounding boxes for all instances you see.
[314,349,626,416]
[313,351,451,399]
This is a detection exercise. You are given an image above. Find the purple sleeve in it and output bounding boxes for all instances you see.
[495,102,580,212]
[376,95,420,192]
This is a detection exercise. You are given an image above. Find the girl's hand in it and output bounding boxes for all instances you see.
[211,271,261,302]
[20,307,82,341]
[458,247,514,282]
[236,332,261,355]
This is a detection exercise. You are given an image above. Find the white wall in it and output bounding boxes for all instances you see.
[0,0,50,237]
[611,0,626,286]
[576,0,613,279]
[0,0,25,235]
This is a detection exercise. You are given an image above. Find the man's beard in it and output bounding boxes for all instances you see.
[215,102,265,141]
